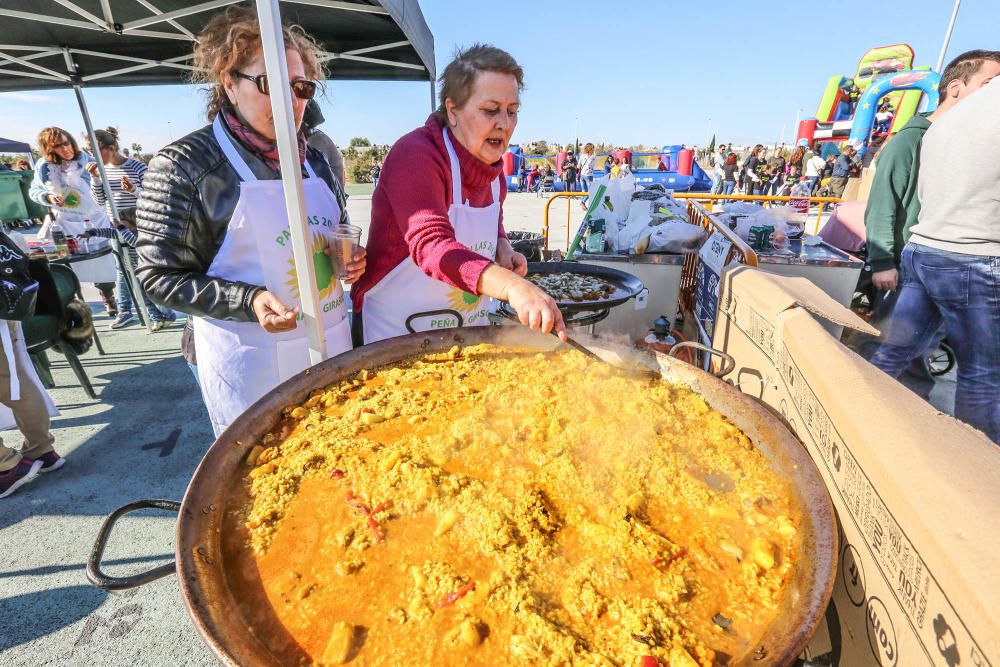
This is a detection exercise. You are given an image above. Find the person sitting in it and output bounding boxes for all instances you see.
[525,165,540,192]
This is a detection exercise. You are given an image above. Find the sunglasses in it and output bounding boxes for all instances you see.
[231,70,317,100]
[53,141,73,149]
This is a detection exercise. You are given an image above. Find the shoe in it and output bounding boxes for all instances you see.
[110,312,136,329]
[151,320,170,332]
[0,458,43,499]
[37,450,65,473]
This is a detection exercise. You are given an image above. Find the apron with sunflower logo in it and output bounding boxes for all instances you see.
[43,160,117,283]
[362,128,500,344]
[193,116,352,436]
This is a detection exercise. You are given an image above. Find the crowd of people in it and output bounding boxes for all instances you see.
[703,140,863,201]
[513,143,647,194]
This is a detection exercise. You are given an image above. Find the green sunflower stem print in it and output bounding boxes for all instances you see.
[285,230,336,300]
[447,288,483,314]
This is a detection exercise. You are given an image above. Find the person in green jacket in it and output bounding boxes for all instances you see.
[866,50,1000,292]
[863,50,1000,395]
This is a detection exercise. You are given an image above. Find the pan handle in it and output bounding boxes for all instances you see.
[668,341,736,378]
[404,309,464,334]
[87,499,181,591]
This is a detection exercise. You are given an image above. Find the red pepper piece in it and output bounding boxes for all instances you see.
[345,491,390,542]
[651,549,686,572]
[435,580,476,608]
[329,469,345,479]
[640,656,659,667]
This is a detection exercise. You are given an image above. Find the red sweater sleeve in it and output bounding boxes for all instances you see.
[378,138,497,295]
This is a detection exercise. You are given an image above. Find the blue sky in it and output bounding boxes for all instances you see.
[1,0,996,154]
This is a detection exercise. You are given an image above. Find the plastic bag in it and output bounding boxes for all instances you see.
[733,208,795,249]
[587,173,636,252]
[610,196,653,252]
[638,222,708,254]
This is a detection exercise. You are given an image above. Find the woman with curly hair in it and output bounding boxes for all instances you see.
[29,127,118,316]
[135,6,365,436]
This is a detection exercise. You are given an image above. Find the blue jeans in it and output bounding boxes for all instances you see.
[580,175,593,193]
[116,248,174,322]
[871,243,1000,443]
[721,180,736,203]
[710,175,723,194]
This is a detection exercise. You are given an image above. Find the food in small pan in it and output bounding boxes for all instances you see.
[527,272,617,302]
[223,345,802,666]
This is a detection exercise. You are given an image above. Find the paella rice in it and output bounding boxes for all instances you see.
[222,344,802,666]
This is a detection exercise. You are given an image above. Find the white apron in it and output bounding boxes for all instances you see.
[0,322,58,431]
[363,128,501,343]
[194,117,352,436]
[43,162,117,283]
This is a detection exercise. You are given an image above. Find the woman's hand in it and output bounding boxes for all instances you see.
[504,278,567,341]
[47,193,64,207]
[121,175,136,193]
[252,290,299,333]
[84,162,100,179]
[326,246,366,285]
[495,238,528,277]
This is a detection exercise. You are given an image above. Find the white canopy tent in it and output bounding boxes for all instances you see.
[0,0,436,345]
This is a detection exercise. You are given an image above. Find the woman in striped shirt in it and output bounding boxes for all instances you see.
[88,127,175,330]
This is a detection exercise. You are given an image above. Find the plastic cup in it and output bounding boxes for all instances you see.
[329,224,362,279]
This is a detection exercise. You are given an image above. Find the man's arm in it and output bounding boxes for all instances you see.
[865,141,912,278]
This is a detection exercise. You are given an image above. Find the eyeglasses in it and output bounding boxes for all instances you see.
[231,70,317,100]
[53,141,72,149]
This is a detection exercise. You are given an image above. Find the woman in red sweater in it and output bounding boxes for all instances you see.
[352,45,565,344]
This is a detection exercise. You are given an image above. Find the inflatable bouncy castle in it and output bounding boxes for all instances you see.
[797,44,938,153]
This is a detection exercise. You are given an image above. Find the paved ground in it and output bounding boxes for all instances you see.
[0,193,954,665]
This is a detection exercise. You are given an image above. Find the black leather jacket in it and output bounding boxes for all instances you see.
[135,123,348,322]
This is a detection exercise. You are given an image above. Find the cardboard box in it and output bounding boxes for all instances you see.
[712,266,1000,667]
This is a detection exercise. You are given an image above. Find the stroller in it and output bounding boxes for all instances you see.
[535,172,555,197]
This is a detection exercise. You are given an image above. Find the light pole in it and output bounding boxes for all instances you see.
[936,0,962,72]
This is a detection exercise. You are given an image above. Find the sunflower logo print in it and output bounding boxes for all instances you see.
[446,288,483,314]
[284,230,336,300]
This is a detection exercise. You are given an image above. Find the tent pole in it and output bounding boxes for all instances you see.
[429,78,435,112]
[63,48,153,332]
[256,0,326,364]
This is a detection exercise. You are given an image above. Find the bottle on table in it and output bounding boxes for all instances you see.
[50,219,69,258]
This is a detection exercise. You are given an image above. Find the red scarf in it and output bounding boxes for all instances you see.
[219,100,306,174]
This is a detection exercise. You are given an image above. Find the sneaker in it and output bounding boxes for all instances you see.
[37,451,66,473]
[110,312,136,329]
[0,458,43,499]
[151,320,171,332]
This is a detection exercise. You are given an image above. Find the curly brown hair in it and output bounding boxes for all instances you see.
[191,5,324,121]
[433,44,523,125]
[37,127,79,164]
